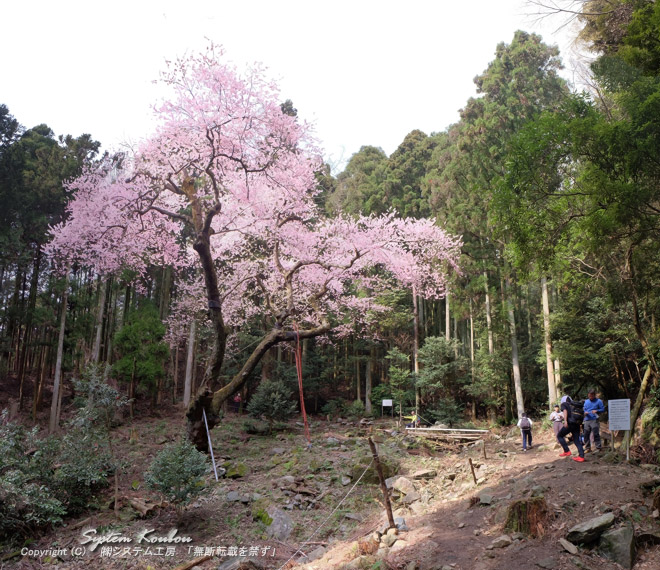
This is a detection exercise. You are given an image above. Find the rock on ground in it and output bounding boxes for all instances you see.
[566,512,615,544]
[598,521,636,570]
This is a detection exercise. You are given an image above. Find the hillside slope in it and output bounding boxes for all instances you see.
[4,412,660,570]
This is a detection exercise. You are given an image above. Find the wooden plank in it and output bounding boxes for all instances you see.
[406,427,489,433]
[409,434,482,439]
[410,435,481,441]
[405,426,486,442]
[411,431,481,437]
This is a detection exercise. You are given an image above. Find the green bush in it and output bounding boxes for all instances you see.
[71,364,131,426]
[346,399,365,419]
[57,366,129,513]
[247,379,297,433]
[321,398,347,419]
[144,438,210,506]
[0,411,65,541]
[0,371,130,541]
[0,470,66,540]
[54,414,114,514]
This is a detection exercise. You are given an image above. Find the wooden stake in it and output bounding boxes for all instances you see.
[468,457,478,484]
[482,439,487,460]
[368,436,395,530]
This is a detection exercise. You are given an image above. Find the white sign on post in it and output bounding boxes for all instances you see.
[381,399,393,418]
[608,399,631,431]
[382,399,393,407]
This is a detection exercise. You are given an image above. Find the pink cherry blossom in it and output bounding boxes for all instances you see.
[46,43,462,431]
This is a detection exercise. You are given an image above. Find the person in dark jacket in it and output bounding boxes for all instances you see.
[556,395,585,462]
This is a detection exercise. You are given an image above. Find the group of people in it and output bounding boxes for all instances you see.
[518,389,605,463]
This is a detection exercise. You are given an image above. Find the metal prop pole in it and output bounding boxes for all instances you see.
[202,408,219,481]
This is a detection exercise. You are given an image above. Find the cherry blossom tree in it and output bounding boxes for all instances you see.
[47,44,462,448]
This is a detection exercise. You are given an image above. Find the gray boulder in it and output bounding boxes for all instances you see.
[279,475,295,486]
[305,546,326,562]
[411,469,437,480]
[392,476,417,496]
[491,534,512,548]
[598,522,636,570]
[402,491,421,504]
[395,516,409,531]
[566,512,615,544]
[381,533,398,547]
[479,492,494,505]
[225,491,241,502]
[266,507,294,541]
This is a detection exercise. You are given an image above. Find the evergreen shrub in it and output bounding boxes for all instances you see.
[321,398,347,419]
[0,411,65,541]
[247,379,297,433]
[144,438,209,506]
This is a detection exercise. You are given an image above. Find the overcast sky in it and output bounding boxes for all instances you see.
[2,1,580,171]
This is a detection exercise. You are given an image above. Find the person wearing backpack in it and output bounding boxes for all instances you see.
[517,412,533,452]
[583,389,605,453]
[556,395,585,462]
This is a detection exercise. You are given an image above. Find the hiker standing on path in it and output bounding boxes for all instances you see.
[583,389,605,453]
[550,405,563,438]
[517,412,533,452]
[557,395,585,462]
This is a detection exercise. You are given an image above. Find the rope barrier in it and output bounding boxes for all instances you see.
[276,458,375,570]
[417,412,433,426]
[293,324,311,448]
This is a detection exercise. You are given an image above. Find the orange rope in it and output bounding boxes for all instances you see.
[293,325,311,446]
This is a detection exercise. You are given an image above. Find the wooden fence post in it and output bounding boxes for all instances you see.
[368,437,395,530]
[468,457,478,484]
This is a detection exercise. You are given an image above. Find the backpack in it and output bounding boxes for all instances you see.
[520,417,531,430]
[569,400,585,425]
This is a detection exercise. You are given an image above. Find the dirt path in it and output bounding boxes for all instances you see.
[299,426,660,570]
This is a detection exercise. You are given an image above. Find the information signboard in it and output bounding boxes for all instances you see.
[382,399,393,407]
[608,399,631,431]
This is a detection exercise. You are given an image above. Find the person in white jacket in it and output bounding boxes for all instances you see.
[517,412,533,451]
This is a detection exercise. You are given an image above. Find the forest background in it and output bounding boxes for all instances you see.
[2,0,660,485]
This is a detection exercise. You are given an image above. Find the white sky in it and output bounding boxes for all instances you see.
[2,1,580,171]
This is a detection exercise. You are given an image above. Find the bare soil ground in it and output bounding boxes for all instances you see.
[2,406,660,570]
